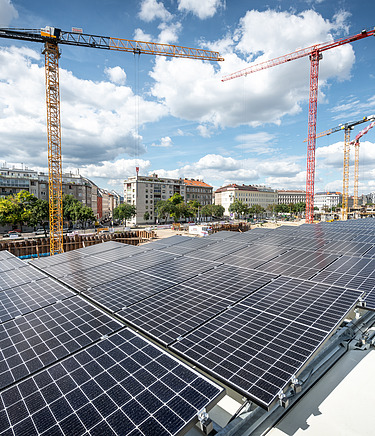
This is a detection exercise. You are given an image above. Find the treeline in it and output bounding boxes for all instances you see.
[0,191,95,235]
[155,194,225,223]
[228,199,306,218]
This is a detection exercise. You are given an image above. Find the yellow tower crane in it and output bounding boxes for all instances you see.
[0,27,224,254]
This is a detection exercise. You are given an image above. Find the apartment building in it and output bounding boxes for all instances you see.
[314,192,342,211]
[123,173,187,224]
[184,179,213,205]
[0,165,98,214]
[215,184,278,216]
[278,190,306,204]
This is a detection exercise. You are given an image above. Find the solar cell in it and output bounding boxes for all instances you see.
[0,277,75,323]
[172,276,362,409]
[0,329,224,435]
[119,266,276,345]
[83,272,177,312]
[145,235,187,247]
[0,296,122,390]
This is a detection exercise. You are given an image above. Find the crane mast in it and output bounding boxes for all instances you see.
[222,28,375,224]
[0,26,223,255]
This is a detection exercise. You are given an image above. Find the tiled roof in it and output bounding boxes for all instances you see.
[184,179,212,187]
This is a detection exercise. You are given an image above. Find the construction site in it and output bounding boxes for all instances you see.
[0,6,375,436]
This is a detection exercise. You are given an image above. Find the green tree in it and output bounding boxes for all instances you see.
[79,206,95,228]
[229,199,248,219]
[28,199,49,236]
[156,200,172,224]
[167,193,184,206]
[113,203,136,227]
[249,204,265,217]
[201,204,225,219]
[143,211,150,221]
[0,190,37,231]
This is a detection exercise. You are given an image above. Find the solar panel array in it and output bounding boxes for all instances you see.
[26,219,374,412]
[0,217,371,428]
[0,246,225,435]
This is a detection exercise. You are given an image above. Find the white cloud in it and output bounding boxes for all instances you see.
[0,0,18,26]
[235,132,277,154]
[158,22,181,44]
[151,136,173,147]
[197,125,212,137]
[133,28,153,42]
[177,0,224,19]
[150,9,354,131]
[71,158,151,180]
[139,0,172,22]
[104,66,126,85]
[0,46,168,168]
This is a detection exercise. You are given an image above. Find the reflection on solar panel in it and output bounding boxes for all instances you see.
[146,235,186,247]
[234,244,289,261]
[142,257,219,283]
[252,234,296,247]
[311,256,375,310]
[0,256,27,273]
[119,266,276,345]
[0,251,15,260]
[256,249,339,280]
[321,240,373,257]
[0,266,46,291]
[0,277,75,323]
[0,329,224,436]
[84,272,177,312]
[58,263,136,293]
[172,276,362,409]
[113,250,179,271]
[0,296,122,390]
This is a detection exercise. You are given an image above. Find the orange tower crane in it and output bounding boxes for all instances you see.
[0,27,224,255]
[221,28,375,224]
[351,119,375,208]
[310,115,375,219]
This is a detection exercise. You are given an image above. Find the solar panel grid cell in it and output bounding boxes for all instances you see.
[119,266,277,345]
[0,278,75,324]
[0,266,46,291]
[0,329,224,436]
[0,296,122,391]
[57,263,137,293]
[0,257,28,273]
[84,272,177,312]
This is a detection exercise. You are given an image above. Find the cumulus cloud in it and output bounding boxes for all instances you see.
[104,66,126,85]
[151,136,173,147]
[0,46,168,168]
[150,9,354,131]
[133,28,153,42]
[0,0,18,26]
[139,0,172,22]
[158,22,182,44]
[177,0,224,19]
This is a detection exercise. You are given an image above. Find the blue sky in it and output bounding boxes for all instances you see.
[0,0,375,196]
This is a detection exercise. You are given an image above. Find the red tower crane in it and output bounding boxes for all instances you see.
[222,28,375,223]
